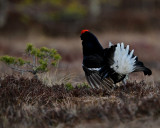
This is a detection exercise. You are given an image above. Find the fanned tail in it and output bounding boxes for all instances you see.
[110,43,136,74]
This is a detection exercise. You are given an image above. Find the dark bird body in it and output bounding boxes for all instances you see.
[81,30,152,92]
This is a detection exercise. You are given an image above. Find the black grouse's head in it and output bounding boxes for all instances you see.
[80,30,103,56]
[80,30,98,41]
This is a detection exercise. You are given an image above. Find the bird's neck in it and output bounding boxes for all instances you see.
[82,41,103,56]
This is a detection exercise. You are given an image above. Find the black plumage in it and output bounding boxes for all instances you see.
[81,30,152,92]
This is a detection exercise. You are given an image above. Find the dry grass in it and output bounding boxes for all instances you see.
[0,31,160,127]
[0,75,160,128]
[0,31,160,82]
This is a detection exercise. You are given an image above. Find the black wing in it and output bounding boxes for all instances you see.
[83,65,115,92]
[99,46,116,79]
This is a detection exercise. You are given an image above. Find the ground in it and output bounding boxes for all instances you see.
[0,75,160,128]
[0,30,160,128]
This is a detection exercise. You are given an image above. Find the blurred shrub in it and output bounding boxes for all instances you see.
[0,0,160,35]
[19,0,87,20]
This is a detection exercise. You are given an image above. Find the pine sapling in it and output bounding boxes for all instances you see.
[0,43,61,77]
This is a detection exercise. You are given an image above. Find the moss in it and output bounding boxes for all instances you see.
[77,82,90,89]
[65,83,74,91]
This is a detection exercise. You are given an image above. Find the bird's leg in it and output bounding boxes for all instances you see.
[122,75,129,85]
[122,75,129,90]
[113,83,118,90]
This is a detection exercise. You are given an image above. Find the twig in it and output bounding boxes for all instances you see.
[8,65,34,74]
[33,56,36,67]
[25,63,34,67]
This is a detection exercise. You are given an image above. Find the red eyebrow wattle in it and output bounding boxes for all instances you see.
[81,29,89,35]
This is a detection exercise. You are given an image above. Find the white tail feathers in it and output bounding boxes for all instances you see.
[110,43,136,74]
[109,42,113,48]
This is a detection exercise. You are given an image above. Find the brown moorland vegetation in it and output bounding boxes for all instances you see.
[0,75,160,128]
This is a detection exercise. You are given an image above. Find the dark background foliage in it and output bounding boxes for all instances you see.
[0,0,160,35]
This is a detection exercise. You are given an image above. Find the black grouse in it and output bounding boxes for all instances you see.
[81,30,152,92]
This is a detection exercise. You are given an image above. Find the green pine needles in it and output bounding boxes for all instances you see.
[0,43,61,76]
